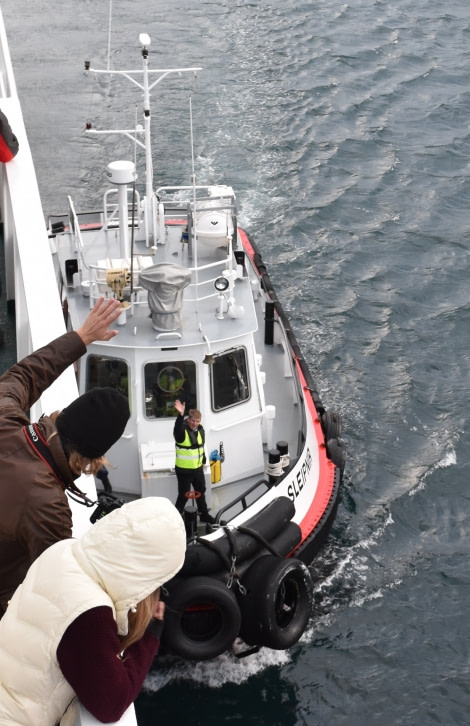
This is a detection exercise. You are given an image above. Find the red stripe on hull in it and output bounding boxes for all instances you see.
[296,367,336,540]
[240,226,336,544]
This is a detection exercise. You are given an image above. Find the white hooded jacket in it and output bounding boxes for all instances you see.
[0,497,186,726]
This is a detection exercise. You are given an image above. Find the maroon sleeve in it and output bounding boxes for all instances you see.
[57,606,161,722]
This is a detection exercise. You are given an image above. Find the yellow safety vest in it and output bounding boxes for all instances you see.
[175,428,204,469]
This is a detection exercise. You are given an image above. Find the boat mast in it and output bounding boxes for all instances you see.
[85,36,201,245]
[140,34,153,243]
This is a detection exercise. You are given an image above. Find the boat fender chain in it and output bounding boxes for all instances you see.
[227,555,246,595]
[195,527,246,594]
[225,525,246,594]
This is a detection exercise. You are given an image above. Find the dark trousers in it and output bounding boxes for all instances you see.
[175,466,209,515]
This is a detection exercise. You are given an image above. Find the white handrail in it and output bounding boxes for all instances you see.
[75,703,137,726]
[0,9,137,726]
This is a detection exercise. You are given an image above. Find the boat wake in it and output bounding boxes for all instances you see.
[407,443,457,498]
[304,428,460,633]
[144,646,291,691]
[144,513,396,690]
[143,427,457,690]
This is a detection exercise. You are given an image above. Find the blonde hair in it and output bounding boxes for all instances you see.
[67,452,108,477]
[119,589,161,654]
[188,409,202,421]
[50,410,108,476]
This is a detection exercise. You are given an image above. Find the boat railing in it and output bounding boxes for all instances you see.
[215,478,271,522]
[67,196,89,270]
[0,11,15,97]
[0,69,8,96]
[156,184,234,201]
[87,256,153,308]
[0,10,138,724]
[86,253,236,310]
[0,52,78,421]
[184,256,233,303]
[158,199,236,217]
[156,185,236,239]
[75,703,137,726]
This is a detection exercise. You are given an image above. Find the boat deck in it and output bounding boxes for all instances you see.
[48,201,305,520]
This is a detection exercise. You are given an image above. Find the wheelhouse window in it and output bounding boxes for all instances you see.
[211,347,250,411]
[144,360,197,419]
[86,355,129,400]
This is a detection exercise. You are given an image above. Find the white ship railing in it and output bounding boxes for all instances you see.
[0,9,138,726]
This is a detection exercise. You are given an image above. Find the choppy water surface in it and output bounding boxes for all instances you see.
[2,0,470,723]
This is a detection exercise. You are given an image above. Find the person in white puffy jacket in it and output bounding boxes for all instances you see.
[0,496,186,725]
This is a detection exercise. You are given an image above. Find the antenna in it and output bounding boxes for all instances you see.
[130,105,139,298]
[86,32,202,245]
[190,95,199,314]
[106,0,113,71]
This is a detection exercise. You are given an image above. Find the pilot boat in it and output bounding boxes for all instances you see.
[1,19,346,665]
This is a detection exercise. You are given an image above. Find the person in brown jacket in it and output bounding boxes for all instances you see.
[0,296,130,615]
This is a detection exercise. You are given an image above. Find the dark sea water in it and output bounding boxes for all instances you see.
[2,0,470,724]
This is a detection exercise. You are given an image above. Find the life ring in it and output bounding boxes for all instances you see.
[156,365,184,393]
[237,555,313,649]
[162,576,241,660]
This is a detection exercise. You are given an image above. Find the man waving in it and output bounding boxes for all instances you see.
[173,399,215,525]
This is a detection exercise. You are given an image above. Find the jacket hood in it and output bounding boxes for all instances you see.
[72,497,186,635]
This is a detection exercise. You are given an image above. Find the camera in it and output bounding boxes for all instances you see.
[90,493,124,523]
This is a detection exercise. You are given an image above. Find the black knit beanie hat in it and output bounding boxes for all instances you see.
[56,387,130,459]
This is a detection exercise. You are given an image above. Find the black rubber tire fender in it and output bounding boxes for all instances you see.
[326,437,346,472]
[238,555,313,649]
[162,576,241,661]
[321,410,342,441]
